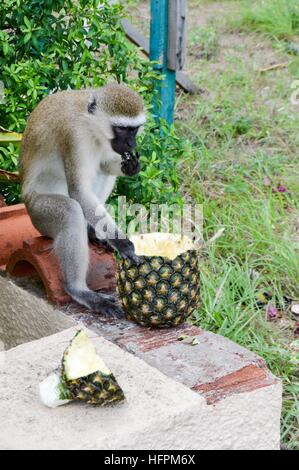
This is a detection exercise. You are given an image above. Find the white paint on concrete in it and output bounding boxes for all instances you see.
[0,327,282,450]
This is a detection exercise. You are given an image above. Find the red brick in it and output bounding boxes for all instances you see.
[6,237,117,305]
[193,364,277,404]
[0,204,40,267]
[90,320,277,402]
[115,323,202,352]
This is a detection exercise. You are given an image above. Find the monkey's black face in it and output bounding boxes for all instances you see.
[111,126,139,154]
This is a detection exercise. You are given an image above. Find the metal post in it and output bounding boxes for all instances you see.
[150,0,176,126]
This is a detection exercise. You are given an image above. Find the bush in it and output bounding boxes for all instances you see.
[0,0,156,132]
[115,118,184,208]
[0,0,185,206]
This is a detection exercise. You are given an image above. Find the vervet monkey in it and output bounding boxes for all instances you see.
[20,83,146,316]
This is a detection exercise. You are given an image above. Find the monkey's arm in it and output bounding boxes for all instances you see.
[64,155,139,263]
[100,152,140,177]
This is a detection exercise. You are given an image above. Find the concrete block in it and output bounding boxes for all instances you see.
[0,275,75,349]
[0,277,282,449]
[72,314,280,403]
[0,327,207,450]
[0,327,282,450]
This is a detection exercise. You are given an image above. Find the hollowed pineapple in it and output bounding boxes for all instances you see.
[117,233,200,328]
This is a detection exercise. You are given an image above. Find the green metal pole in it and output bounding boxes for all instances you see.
[150,0,176,126]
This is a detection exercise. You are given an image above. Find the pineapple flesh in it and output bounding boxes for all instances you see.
[40,330,125,408]
[117,233,200,328]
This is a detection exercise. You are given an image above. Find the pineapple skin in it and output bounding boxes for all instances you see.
[60,331,125,406]
[61,371,125,406]
[117,250,200,328]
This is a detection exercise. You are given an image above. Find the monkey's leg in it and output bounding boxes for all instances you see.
[68,189,140,264]
[64,145,140,264]
[26,193,123,317]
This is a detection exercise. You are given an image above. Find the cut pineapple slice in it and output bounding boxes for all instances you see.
[63,330,110,380]
[39,372,72,409]
[130,233,195,260]
[39,330,125,408]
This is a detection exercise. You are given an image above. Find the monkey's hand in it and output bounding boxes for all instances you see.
[121,151,140,177]
[88,225,114,252]
[107,238,141,265]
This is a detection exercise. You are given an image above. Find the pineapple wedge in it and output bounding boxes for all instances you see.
[40,330,125,408]
[39,371,72,409]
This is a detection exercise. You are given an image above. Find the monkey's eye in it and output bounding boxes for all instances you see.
[129,127,139,135]
[113,126,127,133]
[113,126,139,135]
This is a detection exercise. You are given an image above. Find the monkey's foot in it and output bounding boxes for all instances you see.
[66,288,124,318]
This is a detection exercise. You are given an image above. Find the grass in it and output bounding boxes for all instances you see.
[127,0,299,450]
[189,26,219,60]
[234,0,299,40]
[173,0,299,449]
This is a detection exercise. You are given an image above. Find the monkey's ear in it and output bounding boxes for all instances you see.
[88,94,97,114]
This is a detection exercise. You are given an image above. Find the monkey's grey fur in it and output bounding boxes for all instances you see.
[20,83,146,316]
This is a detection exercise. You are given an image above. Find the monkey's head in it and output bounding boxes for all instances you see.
[88,83,146,155]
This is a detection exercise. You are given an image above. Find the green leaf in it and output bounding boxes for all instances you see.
[23,16,32,30]
[23,32,32,44]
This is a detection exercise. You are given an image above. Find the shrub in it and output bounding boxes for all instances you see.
[0,0,184,207]
[0,0,156,132]
[115,118,184,208]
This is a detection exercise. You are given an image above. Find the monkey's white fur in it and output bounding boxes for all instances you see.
[110,113,146,128]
